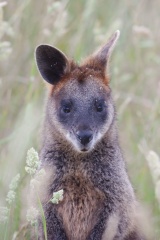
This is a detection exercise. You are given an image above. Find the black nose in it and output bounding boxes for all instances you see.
[76,130,93,146]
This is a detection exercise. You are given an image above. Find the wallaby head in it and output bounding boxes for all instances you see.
[35,30,120,153]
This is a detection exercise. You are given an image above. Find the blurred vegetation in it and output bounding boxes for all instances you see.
[0,0,160,239]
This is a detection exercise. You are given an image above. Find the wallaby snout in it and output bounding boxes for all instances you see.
[76,129,93,147]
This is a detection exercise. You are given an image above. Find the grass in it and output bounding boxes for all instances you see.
[0,0,160,239]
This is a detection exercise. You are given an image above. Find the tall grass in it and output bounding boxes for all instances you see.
[0,0,160,239]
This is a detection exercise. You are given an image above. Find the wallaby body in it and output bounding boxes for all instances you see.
[35,31,146,240]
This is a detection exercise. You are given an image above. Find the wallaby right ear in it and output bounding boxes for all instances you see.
[35,45,69,85]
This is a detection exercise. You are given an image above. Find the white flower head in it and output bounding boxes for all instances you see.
[0,207,9,222]
[26,207,39,226]
[9,173,20,191]
[25,166,37,175]
[50,189,64,204]
[25,148,40,175]
[6,190,16,204]
[6,173,20,205]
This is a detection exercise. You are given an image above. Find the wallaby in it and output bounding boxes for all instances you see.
[35,30,146,240]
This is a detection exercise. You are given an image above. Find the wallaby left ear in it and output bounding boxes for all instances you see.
[35,45,70,85]
[91,30,120,71]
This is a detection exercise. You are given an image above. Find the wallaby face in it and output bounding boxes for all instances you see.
[46,76,114,152]
[36,31,119,152]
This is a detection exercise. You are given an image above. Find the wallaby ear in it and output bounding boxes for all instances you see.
[91,30,120,71]
[35,45,69,85]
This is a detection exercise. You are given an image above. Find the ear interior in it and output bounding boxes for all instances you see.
[85,30,120,73]
[35,45,69,85]
[95,30,120,65]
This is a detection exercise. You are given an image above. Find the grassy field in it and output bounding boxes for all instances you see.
[0,0,160,239]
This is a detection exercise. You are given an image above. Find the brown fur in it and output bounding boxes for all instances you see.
[52,64,109,96]
[57,168,105,240]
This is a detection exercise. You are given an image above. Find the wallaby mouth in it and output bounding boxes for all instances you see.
[80,145,93,152]
[81,148,88,152]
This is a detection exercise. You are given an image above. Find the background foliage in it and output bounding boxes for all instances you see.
[0,0,160,239]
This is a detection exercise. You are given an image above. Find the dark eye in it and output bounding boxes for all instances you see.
[95,100,104,112]
[61,100,72,114]
[96,105,103,112]
[62,105,71,113]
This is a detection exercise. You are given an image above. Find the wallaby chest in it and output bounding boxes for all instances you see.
[56,165,105,240]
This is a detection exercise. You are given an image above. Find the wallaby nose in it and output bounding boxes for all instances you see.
[76,130,93,146]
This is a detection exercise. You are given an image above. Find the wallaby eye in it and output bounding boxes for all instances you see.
[96,105,103,112]
[63,105,71,113]
[95,100,104,112]
[61,100,72,114]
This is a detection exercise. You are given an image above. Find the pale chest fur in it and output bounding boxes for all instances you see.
[56,168,105,240]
